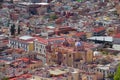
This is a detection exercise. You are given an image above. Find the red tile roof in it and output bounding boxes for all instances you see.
[114,33,120,38]
[9,74,32,80]
[93,27,105,33]
[35,37,48,44]
[48,37,65,42]
[17,58,29,62]
[76,32,86,37]
[35,37,65,45]
[10,38,35,44]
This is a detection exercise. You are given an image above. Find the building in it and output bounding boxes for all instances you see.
[81,73,98,80]
[18,2,49,15]
[34,37,65,54]
[34,37,65,63]
[93,27,106,36]
[47,40,94,67]
[9,35,35,51]
[115,3,120,16]
[113,33,120,50]
[54,26,76,35]
[0,50,43,79]
[27,65,80,80]
[74,32,86,41]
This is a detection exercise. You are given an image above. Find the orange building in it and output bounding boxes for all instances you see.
[47,39,94,68]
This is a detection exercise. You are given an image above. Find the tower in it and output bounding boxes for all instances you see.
[74,40,84,51]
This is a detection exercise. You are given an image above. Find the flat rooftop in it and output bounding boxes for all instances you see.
[88,36,113,42]
[19,35,34,40]
[48,69,67,76]
[18,2,49,6]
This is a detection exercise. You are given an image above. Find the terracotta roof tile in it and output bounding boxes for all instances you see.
[93,27,105,33]
[36,37,65,45]
[76,32,86,37]
[114,33,120,38]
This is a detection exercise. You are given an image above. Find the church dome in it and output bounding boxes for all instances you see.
[75,41,82,47]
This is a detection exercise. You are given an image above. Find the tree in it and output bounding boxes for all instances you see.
[18,25,21,34]
[114,64,120,80]
[77,0,82,2]
[50,14,58,20]
[10,24,15,35]
[2,77,9,80]
[107,74,114,79]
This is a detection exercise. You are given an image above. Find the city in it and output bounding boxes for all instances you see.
[0,0,120,80]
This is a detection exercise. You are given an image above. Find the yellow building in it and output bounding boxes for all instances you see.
[116,4,120,15]
[9,35,35,51]
[81,74,97,80]
[47,40,94,68]
[81,71,103,80]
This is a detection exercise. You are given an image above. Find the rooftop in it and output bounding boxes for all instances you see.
[19,35,34,40]
[76,32,86,37]
[35,37,65,45]
[48,69,67,76]
[114,33,120,38]
[93,27,105,33]
[19,2,49,6]
[97,65,109,70]
[88,36,113,42]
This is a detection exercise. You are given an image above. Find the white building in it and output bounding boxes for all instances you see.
[9,35,35,51]
[113,33,120,51]
[34,37,65,63]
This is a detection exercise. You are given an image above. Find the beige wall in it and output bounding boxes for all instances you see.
[113,44,120,50]
[86,49,93,63]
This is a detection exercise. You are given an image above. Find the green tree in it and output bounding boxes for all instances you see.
[77,0,82,2]
[114,64,120,80]
[2,77,9,80]
[102,51,108,55]
[107,74,114,79]
[50,14,58,20]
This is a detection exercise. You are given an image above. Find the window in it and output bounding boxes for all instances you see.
[14,42,16,45]
[25,48,27,51]
[36,43,38,46]
[42,45,44,49]
[19,43,21,47]
[39,49,41,52]
[24,44,26,48]
[36,48,38,51]
[20,44,22,47]
[10,41,12,44]
[26,45,28,48]
[15,42,17,45]
[76,64,78,67]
